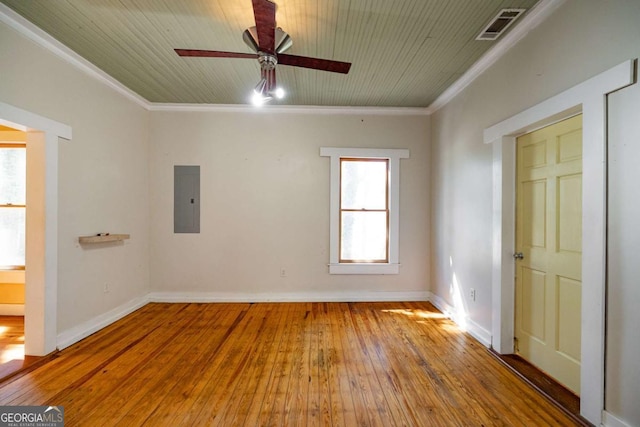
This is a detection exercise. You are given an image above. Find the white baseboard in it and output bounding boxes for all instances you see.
[148,290,430,303]
[0,303,24,316]
[427,292,492,348]
[603,411,633,427]
[56,295,149,350]
[465,318,492,348]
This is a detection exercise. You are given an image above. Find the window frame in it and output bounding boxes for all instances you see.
[0,143,27,270]
[339,157,390,263]
[321,147,409,275]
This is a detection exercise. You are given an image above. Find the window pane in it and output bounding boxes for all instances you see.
[341,160,387,209]
[340,211,387,261]
[0,207,26,266]
[0,147,26,205]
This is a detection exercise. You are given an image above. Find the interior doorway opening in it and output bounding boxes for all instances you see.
[485,60,634,425]
[1,99,71,361]
[0,127,28,379]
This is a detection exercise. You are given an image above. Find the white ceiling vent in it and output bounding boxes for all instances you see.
[476,9,526,41]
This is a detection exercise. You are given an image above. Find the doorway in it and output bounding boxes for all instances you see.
[514,115,582,395]
[485,59,634,425]
[1,100,70,358]
[0,129,27,379]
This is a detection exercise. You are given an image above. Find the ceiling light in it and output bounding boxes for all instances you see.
[253,78,267,95]
[251,92,270,106]
[251,78,272,106]
[251,72,285,106]
[273,87,285,99]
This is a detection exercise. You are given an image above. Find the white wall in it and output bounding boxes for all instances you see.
[0,21,150,334]
[430,0,640,425]
[149,110,430,299]
[607,81,640,427]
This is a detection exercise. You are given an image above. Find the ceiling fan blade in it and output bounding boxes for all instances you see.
[277,54,352,74]
[252,0,276,53]
[175,49,256,59]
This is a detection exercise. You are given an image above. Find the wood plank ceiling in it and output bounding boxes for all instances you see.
[0,0,539,107]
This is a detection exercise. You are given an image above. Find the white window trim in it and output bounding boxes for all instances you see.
[320,147,409,274]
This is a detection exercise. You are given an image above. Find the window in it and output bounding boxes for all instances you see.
[340,158,389,263]
[321,147,409,274]
[0,144,26,268]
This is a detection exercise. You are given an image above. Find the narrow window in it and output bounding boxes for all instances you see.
[0,144,26,269]
[340,158,389,263]
[321,147,409,275]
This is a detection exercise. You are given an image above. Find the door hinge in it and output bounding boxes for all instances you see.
[514,337,519,352]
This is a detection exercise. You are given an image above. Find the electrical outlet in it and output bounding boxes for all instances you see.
[103,283,110,293]
[280,268,286,277]
[470,288,476,301]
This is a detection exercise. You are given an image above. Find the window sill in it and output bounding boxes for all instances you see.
[0,265,25,271]
[328,263,399,275]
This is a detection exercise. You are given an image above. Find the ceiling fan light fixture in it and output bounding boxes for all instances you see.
[253,77,268,94]
[251,78,273,106]
[177,0,352,105]
[251,91,272,106]
[273,87,285,99]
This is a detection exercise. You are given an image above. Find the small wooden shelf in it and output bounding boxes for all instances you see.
[79,234,130,244]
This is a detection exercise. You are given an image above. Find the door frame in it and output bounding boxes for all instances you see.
[484,59,635,425]
[0,100,71,356]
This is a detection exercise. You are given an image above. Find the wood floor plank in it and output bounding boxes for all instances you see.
[324,303,357,427]
[250,303,296,425]
[349,303,413,426]
[262,303,310,426]
[64,303,214,425]
[0,301,583,426]
[136,303,250,426]
[114,303,250,426]
[241,302,292,426]
[182,303,276,425]
[0,303,186,404]
[213,303,290,426]
[374,304,493,425]
[280,303,313,427]
[340,304,391,427]
[362,305,442,426]
[386,303,525,425]
[80,303,234,425]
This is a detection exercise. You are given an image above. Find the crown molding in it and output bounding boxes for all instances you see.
[149,102,430,116]
[0,4,150,109]
[426,0,567,114]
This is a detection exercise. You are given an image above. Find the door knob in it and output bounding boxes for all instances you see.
[513,252,524,260]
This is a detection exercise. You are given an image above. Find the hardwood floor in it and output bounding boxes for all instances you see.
[0,316,24,363]
[0,316,45,380]
[0,302,582,426]
[493,352,590,426]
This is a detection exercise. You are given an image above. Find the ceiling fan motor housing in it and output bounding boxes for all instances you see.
[243,26,293,55]
[258,53,277,70]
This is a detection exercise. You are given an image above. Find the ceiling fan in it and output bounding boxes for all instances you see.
[175,0,352,105]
